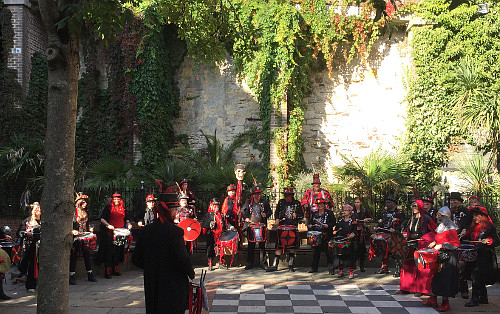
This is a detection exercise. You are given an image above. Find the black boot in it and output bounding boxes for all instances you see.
[266,256,279,272]
[288,253,295,272]
[87,272,97,282]
[0,276,11,300]
[69,274,76,285]
[328,263,334,275]
[359,259,365,272]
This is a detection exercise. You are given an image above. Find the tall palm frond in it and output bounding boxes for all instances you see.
[0,135,44,178]
[451,58,483,109]
[458,151,495,195]
[85,156,137,189]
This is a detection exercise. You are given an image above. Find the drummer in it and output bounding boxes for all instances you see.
[97,193,132,279]
[242,186,272,270]
[467,196,480,209]
[202,198,225,270]
[137,194,156,227]
[308,198,336,274]
[462,207,499,307]
[423,206,460,312]
[376,195,407,275]
[352,197,371,272]
[267,187,303,272]
[69,193,97,285]
[399,199,437,295]
[301,174,333,222]
[175,192,197,254]
[15,202,41,292]
[448,192,473,299]
[333,204,356,279]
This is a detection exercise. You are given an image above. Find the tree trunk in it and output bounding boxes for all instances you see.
[37,1,80,313]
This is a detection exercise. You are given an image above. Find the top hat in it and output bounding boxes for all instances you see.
[75,193,89,203]
[227,184,236,191]
[386,194,398,204]
[283,187,294,194]
[312,174,321,185]
[251,186,262,194]
[449,192,463,202]
[146,194,156,202]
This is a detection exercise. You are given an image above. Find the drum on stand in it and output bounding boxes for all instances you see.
[328,236,351,255]
[307,231,322,247]
[370,232,391,257]
[247,223,267,243]
[277,225,299,250]
[458,244,477,262]
[113,228,131,246]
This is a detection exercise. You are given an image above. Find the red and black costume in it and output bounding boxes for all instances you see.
[462,207,499,307]
[334,211,357,277]
[202,200,225,270]
[352,207,371,271]
[241,187,272,270]
[376,203,407,273]
[69,194,97,284]
[132,200,195,314]
[399,200,437,294]
[96,194,130,278]
[17,214,40,291]
[424,207,460,311]
[308,200,336,274]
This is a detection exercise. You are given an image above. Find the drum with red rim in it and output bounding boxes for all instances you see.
[78,233,97,251]
[370,232,391,256]
[247,223,267,243]
[414,248,439,271]
[218,230,239,256]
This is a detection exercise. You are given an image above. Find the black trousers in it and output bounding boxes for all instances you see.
[311,241,333,271]
[24,241,37,290]
[206,233,216,259]
[70,243,92,273]
[354,240,367,268]
[247,241,267,267]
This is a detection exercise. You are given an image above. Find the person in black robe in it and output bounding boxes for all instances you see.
[132,200,195,314]
[352,197,372,272]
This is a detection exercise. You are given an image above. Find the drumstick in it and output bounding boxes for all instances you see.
[377,228,393,233]
[407,239,424,243]
[463,240,482,243]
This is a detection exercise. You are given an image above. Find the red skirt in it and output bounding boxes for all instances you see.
[399,247,433,294]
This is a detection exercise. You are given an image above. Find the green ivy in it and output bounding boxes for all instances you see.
[402,0,500,190]
[131,9,184,167]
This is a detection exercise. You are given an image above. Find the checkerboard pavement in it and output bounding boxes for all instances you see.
[209,283,438,314]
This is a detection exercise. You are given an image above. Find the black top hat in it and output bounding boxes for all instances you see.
[386,194,398,204]
[251,186,262,194]
[449,192,463,202]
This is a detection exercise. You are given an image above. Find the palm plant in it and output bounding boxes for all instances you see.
[457,151,496,195]
[333,149,411,205]
[451,58,500,172]
[84,156,138,189]
[0,135,45,179]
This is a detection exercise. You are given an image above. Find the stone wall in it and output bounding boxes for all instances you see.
[302,29,410,180]
[174,58,262,163]
[174,30,411,171]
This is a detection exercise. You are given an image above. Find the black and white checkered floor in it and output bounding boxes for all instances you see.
[210,283,438,314]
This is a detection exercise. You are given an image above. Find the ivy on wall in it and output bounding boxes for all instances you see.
[131,9,184,168]
[402,0,500,190]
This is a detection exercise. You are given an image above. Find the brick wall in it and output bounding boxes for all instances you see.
[5,0,47,93]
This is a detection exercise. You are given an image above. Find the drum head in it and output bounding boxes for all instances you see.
[0,248,11,273]
[178,219,201,241]
[219,230,238,242]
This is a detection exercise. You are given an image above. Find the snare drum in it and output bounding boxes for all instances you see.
[277,225,299,250]
[307,231,322,247]
[414,248,439,272]
[218,230,239,256]
[328,237,351,255]
[78,233,97,251]
[370,232,391,256]
[113,228,131,246]
[458,244,477,262]
[247,223,267,243]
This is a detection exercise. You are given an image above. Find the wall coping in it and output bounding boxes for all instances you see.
[4,0,31,7]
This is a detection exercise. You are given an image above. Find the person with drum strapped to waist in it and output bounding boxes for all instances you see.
[202,198,225,271]
[16,202,41,292]
[69,193,97,285]
[308,198,336,274]
[375,195,407,275]
[266,187,303,272]
[423,206,460,312]
[242,186,272,270]
[97,193,132,279]
[333,204,357,279]
[461,206,499,307]
[399,199,437,295]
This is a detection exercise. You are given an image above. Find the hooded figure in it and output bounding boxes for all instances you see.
[132,201,195,314]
